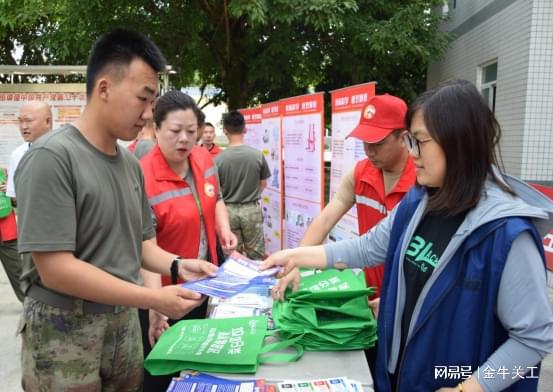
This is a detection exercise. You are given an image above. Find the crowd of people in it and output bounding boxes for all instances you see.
[0,28,551,392]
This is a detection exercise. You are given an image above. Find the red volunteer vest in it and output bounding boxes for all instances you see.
[141,145,220,286]
[202,143,222,157]
[353,157,416,297]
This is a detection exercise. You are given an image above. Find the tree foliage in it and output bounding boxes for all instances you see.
[0,0,449,108]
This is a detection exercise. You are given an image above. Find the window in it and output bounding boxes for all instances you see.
[478,61,498,112]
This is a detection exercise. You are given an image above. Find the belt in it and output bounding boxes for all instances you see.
[226,200,260,205]
[27,284,121,314]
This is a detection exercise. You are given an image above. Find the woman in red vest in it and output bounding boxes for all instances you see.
[139,91,237,391]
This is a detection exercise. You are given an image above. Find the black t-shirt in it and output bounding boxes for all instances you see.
[399,209,466,357]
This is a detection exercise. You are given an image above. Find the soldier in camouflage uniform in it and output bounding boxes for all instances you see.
[15,30,217,391]
[215,111,271,260]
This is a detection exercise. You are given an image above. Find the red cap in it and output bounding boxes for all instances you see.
[347,94,407,143]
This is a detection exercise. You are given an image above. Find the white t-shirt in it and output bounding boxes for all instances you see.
[7,142,30,198]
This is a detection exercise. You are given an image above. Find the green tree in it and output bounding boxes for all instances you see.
[0,0,449,108]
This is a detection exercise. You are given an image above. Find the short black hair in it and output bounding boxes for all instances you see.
[222,110,245,134]
[154,90,201,128]
[86,29,166,98]
[406,79,512,216]
[204,122,215,129]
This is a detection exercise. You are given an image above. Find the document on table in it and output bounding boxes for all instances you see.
[182,252,279,298]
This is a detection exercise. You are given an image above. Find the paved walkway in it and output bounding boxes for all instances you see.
[0,267,552,391]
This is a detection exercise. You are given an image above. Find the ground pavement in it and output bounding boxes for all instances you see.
[0,267,552,391]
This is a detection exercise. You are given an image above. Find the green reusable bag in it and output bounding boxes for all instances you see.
[144,316,304,375]
[273,269,378,351]
[0,170,12,219]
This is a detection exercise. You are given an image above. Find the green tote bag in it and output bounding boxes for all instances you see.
[273,269,378,351]
[145,316,303,375]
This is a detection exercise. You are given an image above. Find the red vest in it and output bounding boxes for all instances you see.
[353,157,416,297]
[0,210,17,242]
[141,145,220,286]
[202,143,222,157]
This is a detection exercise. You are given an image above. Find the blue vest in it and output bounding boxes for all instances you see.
[375,187,545,391]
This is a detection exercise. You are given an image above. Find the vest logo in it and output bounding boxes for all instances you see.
[204,183,215,197]
[405,235,439,272]
[363,104,376,119]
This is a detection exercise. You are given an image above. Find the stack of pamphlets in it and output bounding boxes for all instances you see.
[183,252,279,299]
[209,279,273,320]
[276,378,367,392]
[167,372,270,392]
[167,374,370,392]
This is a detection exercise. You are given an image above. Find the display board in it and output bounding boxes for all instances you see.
[0,89,86,167]
[327,83,376,242]
[280,93,325,248]
[530,183,553,272]
[241,105,284,255]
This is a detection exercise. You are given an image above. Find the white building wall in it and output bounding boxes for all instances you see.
[428,0,534,178]
[522,0,553,181]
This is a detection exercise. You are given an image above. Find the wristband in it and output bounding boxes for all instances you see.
[170,256,182,285]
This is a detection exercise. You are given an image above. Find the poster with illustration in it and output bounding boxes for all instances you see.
[241,107,263,149]
[0,89,86,167]
[241,105,283,255]
[280,93,325,248]
[328,83,376,242]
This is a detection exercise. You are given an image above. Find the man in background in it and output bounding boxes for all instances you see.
[299,94,416,375]
[7,101,53,204]
[0,101,53,303]
[215,111,270,260]
[200,122,222,157]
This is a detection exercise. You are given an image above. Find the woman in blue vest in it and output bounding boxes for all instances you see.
[263,80,553,391]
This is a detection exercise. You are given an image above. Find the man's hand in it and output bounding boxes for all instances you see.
[0,182,7,193]
[148,309,169,347]
[177,258,218,282]
[152,285,206,320]
[219,229,238,255]
[271,267,301,301]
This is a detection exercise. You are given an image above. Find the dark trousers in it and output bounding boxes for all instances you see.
[364,345,378,391]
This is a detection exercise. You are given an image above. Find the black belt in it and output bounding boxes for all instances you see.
[226,200,260,205]
[27,284,121,314]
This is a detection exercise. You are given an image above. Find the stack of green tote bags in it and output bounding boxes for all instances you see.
[272,268,378,351]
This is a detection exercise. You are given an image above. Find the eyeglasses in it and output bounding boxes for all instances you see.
[403,133,433,157]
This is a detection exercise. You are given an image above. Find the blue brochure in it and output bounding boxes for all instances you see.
[182,252,279,298]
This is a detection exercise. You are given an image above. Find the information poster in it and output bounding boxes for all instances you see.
[0,90,86,167]
[280,93,325,248]
[328,83,376,242]
[241,105,284,255]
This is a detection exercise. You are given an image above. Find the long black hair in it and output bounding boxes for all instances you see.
[406,79,513,215]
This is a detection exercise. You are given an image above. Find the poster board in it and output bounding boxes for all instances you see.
[241,106,284,255]
[0,86,86,168]
[280,93,325,248]
[327,83,376,242]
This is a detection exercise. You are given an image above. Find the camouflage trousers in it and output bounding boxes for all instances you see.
[19,296,143,392]
[226,201,265,260]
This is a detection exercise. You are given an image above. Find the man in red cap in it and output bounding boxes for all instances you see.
[301,93,416,298]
